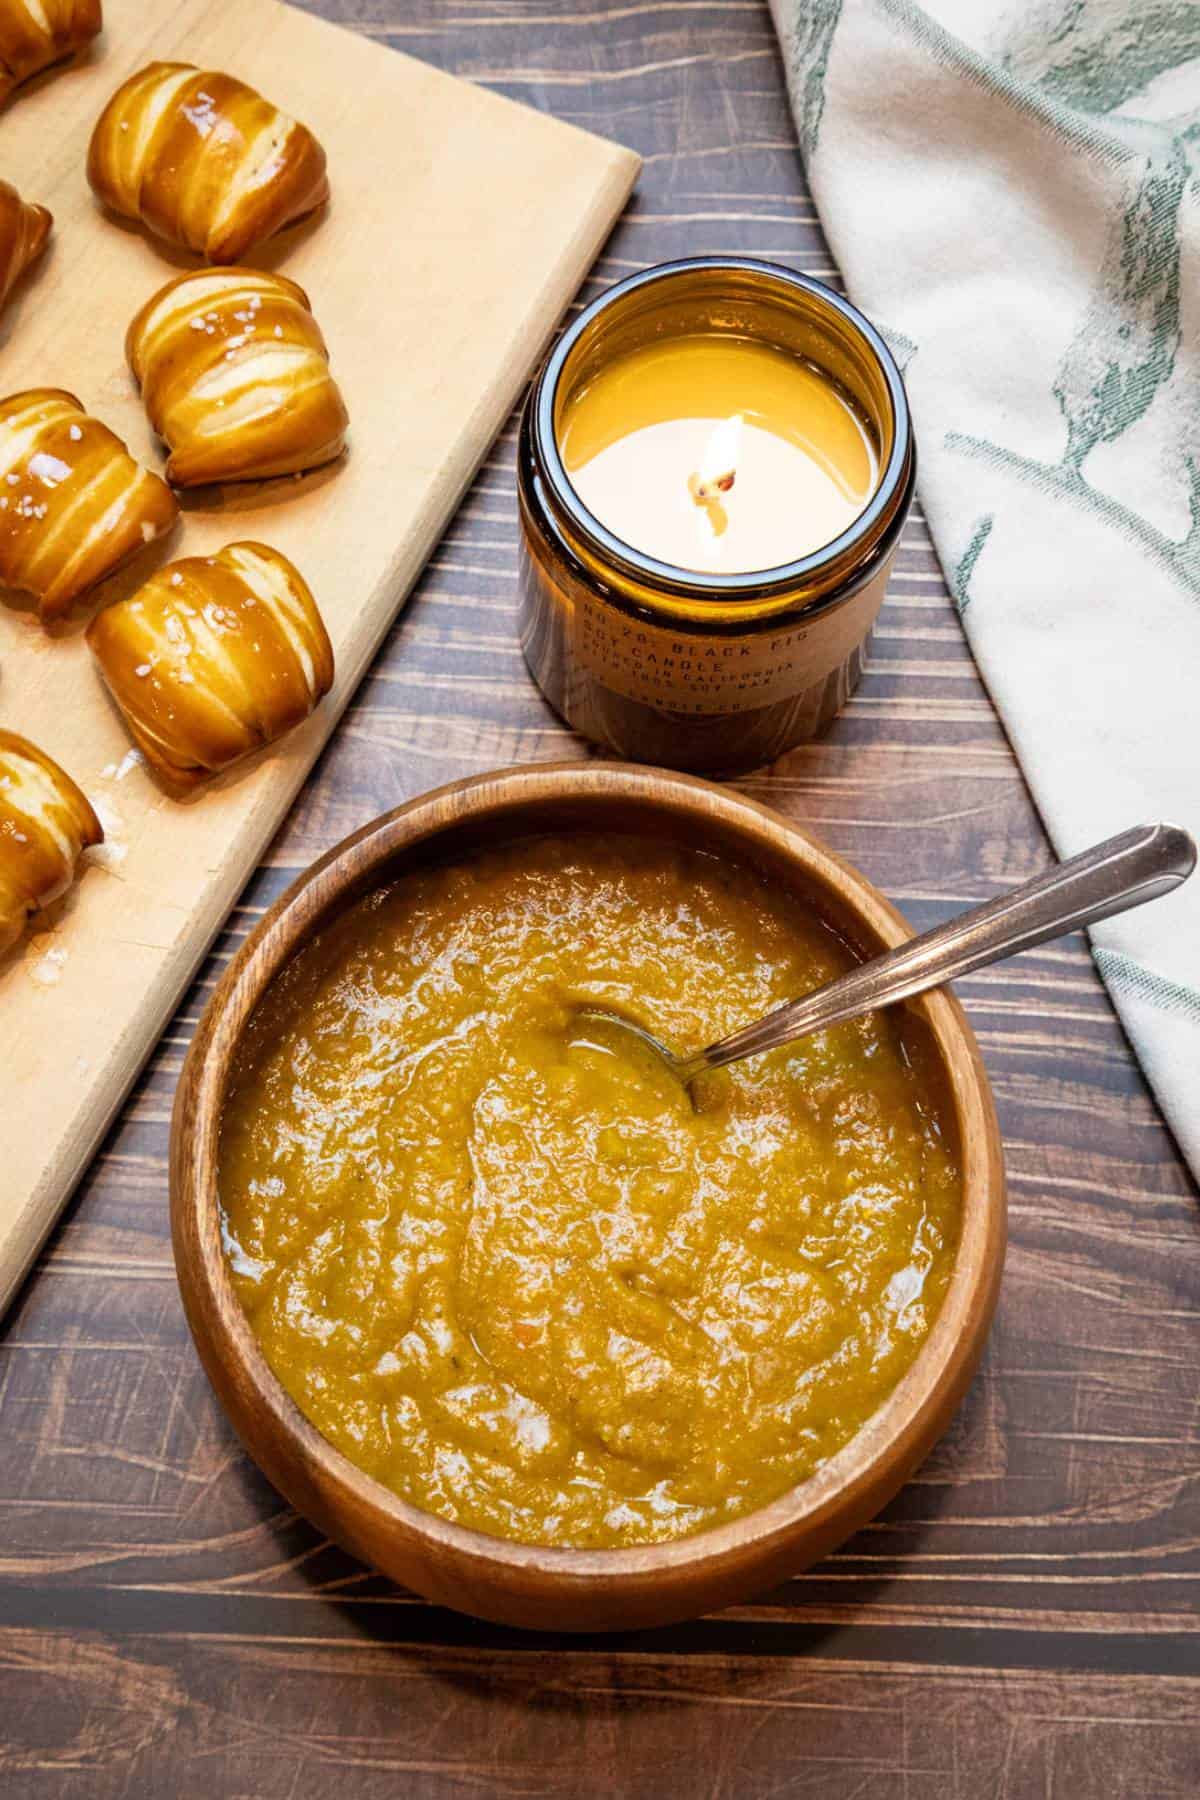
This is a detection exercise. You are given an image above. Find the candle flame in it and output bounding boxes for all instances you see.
[689,413,743,506]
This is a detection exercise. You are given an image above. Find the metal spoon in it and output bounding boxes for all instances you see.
[574,821,1196,1091]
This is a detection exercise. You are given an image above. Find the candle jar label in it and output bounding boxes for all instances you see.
[518,506,894,771]
[569,558,890,717]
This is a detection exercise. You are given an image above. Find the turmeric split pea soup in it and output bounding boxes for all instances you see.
[219,835,962,1549]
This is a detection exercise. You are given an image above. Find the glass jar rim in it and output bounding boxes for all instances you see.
[532,256,914,606]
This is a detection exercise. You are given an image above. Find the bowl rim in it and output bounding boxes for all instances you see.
[171,761,1006,1590]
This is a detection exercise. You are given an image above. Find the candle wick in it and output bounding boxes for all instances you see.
[689,413,743,513]
[687,470,736,504]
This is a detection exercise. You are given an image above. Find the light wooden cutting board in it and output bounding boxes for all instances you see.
[0,0,638,1315]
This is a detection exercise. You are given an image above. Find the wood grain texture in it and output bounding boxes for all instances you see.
[2,0,1198,1793]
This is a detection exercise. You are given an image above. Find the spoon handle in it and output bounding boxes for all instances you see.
[684,822,1196,1080]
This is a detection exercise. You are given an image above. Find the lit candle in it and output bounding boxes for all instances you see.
[560,337,878,574]
[517,259,914,774]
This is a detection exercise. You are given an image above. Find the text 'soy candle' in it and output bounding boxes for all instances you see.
[517,259,914,773]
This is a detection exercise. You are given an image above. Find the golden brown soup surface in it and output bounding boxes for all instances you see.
[219,835,962,1548]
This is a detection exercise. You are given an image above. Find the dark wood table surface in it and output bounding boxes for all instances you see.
[3,3,1198,1795]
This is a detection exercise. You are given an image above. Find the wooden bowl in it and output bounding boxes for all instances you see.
[171,762,1006,1632]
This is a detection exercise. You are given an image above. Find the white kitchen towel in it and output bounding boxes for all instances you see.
[769,0,1200,1178]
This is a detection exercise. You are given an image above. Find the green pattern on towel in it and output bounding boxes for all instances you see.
[769,0,1200,1174]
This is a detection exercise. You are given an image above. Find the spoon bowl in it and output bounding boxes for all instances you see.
[569,1004,688,1077]
[569,1005,721,1097]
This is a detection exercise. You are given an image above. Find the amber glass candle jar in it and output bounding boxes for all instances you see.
[517,258,914,773]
